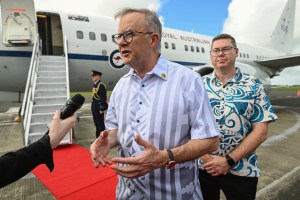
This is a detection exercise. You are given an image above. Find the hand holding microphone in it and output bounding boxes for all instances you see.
[0,94,86,188]
[49,94,85,149]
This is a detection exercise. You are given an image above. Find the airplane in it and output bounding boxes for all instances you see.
[1,0,300,98]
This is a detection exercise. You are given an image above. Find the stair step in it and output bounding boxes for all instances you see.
[38,66,66,71]
[35,89,67,97]
[38,71,66,77]
[36,83,66,90]
[34,96,67,105]
[29,123,49,133]
[31,113,54,123]
[40,56,65,61]
[32,104,63,114]
[39,60,65,64]
[37,77,66,84]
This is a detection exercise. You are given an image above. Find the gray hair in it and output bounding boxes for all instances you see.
[114,8,162,51]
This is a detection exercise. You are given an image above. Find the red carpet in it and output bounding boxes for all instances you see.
[32,144,117,199]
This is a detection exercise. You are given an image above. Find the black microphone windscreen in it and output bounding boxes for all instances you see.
[60,94,85,119]
[71,94,85,106]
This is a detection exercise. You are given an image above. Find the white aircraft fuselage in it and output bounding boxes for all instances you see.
[0,0,299,94]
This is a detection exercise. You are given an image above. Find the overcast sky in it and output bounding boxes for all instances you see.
[34,0,300,85]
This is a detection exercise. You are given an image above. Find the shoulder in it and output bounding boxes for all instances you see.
[240,72,262,85]
[202,73,214,83]
[167,60,200,80]
[96,81,106,91]
[99,81,106,86]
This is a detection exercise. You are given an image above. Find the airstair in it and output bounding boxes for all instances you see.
[21,35,72,145]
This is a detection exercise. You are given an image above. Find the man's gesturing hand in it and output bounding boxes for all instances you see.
[111,134,168,178]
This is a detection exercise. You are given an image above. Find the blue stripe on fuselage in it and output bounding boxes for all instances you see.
[0,50,204,66]
[68,53,108,61]
[0,50,32,57]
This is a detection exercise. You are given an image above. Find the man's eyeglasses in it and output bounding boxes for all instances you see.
[210,46,235,56]
[112,31,153,44]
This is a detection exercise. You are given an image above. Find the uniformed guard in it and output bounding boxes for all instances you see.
[91,70,107,138]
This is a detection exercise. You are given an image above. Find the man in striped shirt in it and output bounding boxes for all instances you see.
[90,8,219,200]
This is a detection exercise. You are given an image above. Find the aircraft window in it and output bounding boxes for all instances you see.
[196,46,200,53]
[89,32,96,40]
[172,43,176,50]
[76,31,84,39]
[184,45,188,51]
[101,33,107,42]
[164,42,169,49]
[102,50,107,56]
[191,46,194,52]
[243,53,246,58]
[247,54,249,58]
[201,47,205,53]
[240,53,243,57]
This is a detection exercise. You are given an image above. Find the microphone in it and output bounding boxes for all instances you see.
[60,94,85,119]
[45,94,85,136]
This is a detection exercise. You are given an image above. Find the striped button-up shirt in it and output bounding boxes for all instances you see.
[106,55,219,200]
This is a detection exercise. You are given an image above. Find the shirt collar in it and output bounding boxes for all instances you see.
[211,67,242,84]
[123,54,168,80]
[94,79,100,84]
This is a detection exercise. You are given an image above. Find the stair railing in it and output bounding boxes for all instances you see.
[63,35,72,143]
[21,34,41,145]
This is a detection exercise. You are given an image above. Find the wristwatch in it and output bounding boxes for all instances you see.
[225,154,236,166]
[165,149,176,169]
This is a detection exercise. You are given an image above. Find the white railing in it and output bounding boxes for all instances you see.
[20,35,41,145]
[64,36,70,99]
[63,36,72,144]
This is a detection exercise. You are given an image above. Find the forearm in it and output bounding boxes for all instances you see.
[172,137,219,164]
[107,129,119,149]
[229,122,268,162]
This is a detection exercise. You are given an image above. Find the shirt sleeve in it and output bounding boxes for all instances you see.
[0,134,53,188]
[188,75,220,139]
[250,81,278,123]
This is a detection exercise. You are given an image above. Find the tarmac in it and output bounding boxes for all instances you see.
[0,90,299,199]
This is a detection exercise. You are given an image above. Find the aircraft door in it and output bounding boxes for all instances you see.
[0,0,37,46]
[37,12,63,55]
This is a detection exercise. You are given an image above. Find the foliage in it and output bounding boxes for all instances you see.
[271,86,300,91]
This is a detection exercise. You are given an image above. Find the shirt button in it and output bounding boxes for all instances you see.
[139,102,142,105]
[137,120,140,123]
[132,189,136,193]
[142,84,145,87]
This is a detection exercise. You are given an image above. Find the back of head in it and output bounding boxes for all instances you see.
[114,8,162,51]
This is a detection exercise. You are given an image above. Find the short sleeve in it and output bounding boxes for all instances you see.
[250,82,278,123]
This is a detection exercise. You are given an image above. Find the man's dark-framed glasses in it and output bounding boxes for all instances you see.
[210,46,235,56]
[112,31,153,44]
